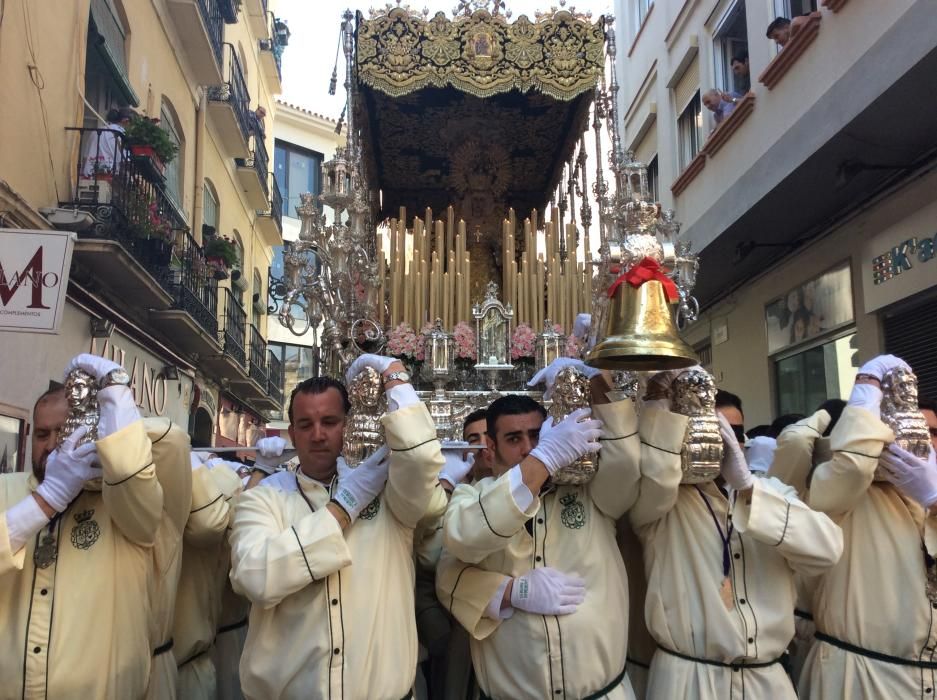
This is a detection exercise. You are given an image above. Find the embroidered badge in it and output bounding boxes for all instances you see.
[70,509,101,550]
[359,496,381,520]
[560,492,585,529]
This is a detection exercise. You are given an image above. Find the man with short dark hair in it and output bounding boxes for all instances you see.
[715,389,745,444]
[463,408,494,481]
[0,354,192,699]
[229,355,444,699]
[730,49,750,94]
[438,359,642,699]
[766,16,793,47]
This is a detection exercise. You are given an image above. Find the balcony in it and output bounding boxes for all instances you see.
[258,13,285,94]
[202,287,249,379]
[62,127,190,312]
[267,350,284,408]
[244,0,269,38]
[149,230,221,357]
[166,0,224,85]
[219,0,238,23]
[208,44,251,159]
[231,323,275,406]
[236,126,269,209]
[255,174,283,245]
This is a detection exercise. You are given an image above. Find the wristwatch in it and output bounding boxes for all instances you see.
[383,370,411,385]
[98,368,131,389]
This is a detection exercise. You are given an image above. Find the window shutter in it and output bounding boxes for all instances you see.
[634,120,657,166]
[673,56,699,113]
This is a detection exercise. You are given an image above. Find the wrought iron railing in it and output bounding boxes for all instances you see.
[258,175,282,231]
[248,324,268,385]
[171,230,219,338]
[63,127,188,291]
[259,12,286,82]
[221,288,247,367]
[219,0,239,23]
[208,44,251,144]
[196,0,225,68]
[267,350,283,405]
[246,125,269,197]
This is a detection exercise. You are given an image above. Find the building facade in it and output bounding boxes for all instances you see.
[0,0,289,469]
[614,0,937,426]
[265,100,344,432]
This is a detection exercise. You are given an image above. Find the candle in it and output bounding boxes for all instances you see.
[429,254,437,324]
[443,272,451,329]
[455,272,463,325]
[536,259,544,332]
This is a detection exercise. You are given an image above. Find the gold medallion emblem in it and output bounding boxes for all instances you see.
[33,532,58,569]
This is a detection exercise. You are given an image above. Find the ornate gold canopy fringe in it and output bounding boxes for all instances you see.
[356,8,606,101]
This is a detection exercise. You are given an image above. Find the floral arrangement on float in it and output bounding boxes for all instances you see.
[386,322,425,377]
[511,323,536,361]
[565,333,583,359]
[453,321,476,365]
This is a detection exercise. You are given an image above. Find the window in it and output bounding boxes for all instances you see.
[774,0,818,17]
[695,343,713,372]
[634,0,653,33]
[83,0,137,120]
[677,92,702,170]
[203,180,219,233]
[160,101,184,208]
[646,156,659,202]
[274,140,322,219]
[268,342,317,416]
[775,332,856,416]
[0,408,27,474]
[713,2,749,96]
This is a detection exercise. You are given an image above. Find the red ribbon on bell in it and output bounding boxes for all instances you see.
[607,257,679,302]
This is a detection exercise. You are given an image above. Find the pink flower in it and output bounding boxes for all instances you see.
[565,334,582,359]
[387,323,419,360]
[511,324,536,360]
[453,321,476,361]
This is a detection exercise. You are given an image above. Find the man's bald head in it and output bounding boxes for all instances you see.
[32,388,68,479]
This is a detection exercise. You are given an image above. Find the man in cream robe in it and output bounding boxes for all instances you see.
[438,361,640,700]
[229,356,444,700]
[172,452,243,699]
[799,355,937,698]
[0,354,191,700]
[631,373,842,700]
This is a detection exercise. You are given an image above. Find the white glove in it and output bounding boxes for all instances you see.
[65,352,120,381]
[528,357,601,400]
[573,313,591,340]
[858,354,911,381]
[345,354,397,384]
[529,408,603,475]
[253,436,297,472]
[717,413,754,491]
[880,444,937,508]
[36,426,101,513]
[745,436,777,474]
[189,452,209,470]
[333,445,390,522]
[847,383,883,418]
[439,451,474,488]
[510,567,586,616]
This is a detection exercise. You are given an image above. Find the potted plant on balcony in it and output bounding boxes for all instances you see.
[123,115,178,180]
[204,235,238,281]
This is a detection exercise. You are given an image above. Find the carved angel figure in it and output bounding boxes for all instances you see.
[343,366,386,468]
[548,366,598,485]
[59,368,100,448]
[670,368,723,484]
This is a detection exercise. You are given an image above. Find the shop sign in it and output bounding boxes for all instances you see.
[89,336,188,419]
[0,229,74,333]
[871,234,937,285]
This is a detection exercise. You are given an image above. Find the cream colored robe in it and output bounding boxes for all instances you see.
[173,464,241,699]
[631,407,843,700]
[229,402,444,700]
[766,409,832,687]
[799,405,937,698]
[437,399,641,700]
[0,418,191,700]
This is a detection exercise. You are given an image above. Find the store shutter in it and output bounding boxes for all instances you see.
[883,291,937,400]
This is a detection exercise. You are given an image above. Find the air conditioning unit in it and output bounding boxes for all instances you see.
[77,178,112,204]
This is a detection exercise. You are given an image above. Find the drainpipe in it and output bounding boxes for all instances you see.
[193,88,207,243]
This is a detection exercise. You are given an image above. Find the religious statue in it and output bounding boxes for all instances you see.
[343,366,386,468]
[58,368,100,448]
[878,365,931,480]
[547,366,597,485]
[670,368,723,484]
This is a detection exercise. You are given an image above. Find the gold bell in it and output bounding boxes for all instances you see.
[587,279,698,371]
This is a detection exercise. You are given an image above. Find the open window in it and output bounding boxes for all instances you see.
[160,99,185,210]
[646,156,659,202]
[677,92,702,170]
[774,0,818,17]
[84,0,138,122]
[713,1,749,96]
